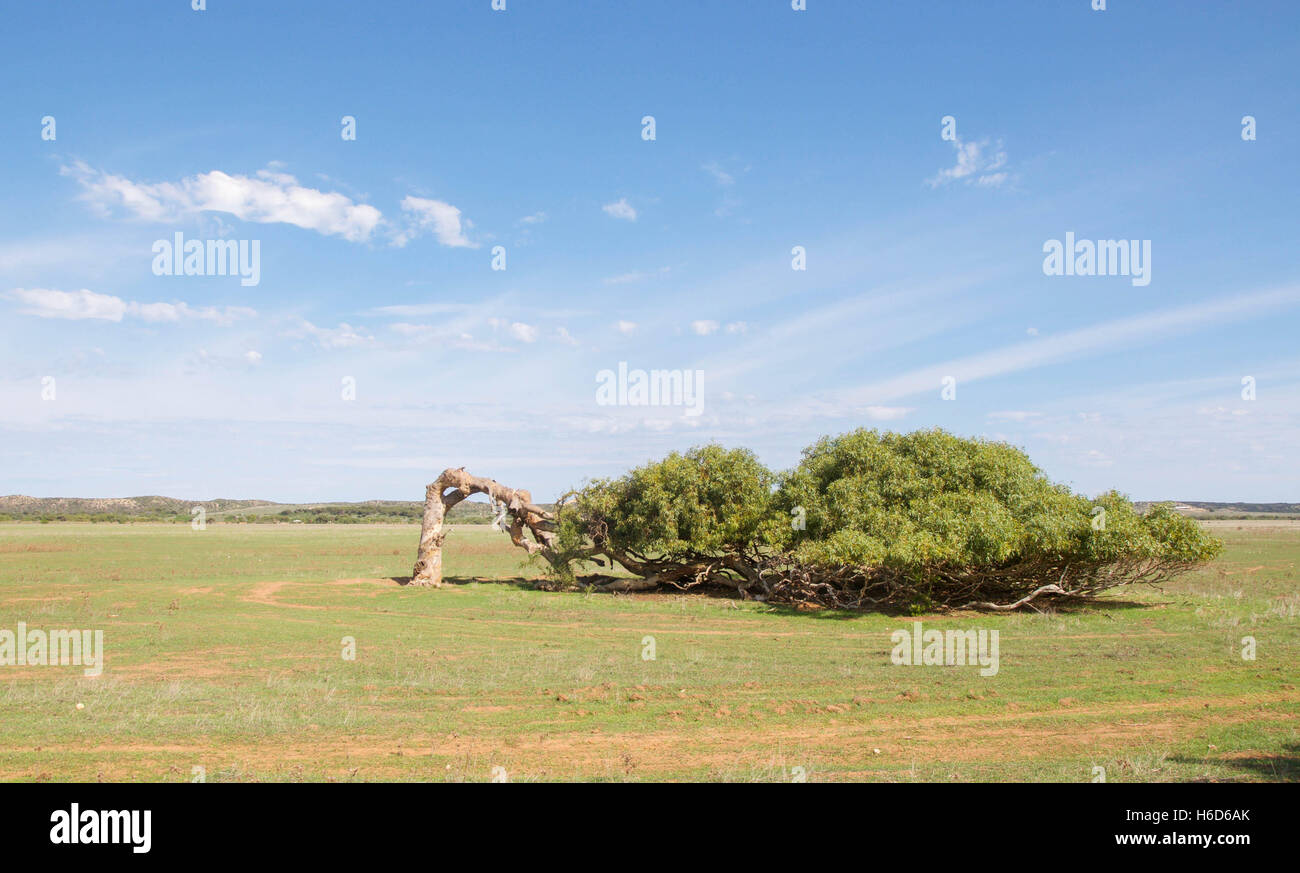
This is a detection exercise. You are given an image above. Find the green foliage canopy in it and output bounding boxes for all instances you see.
[550,428,1222,609]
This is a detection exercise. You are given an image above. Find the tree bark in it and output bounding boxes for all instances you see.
[410,468,556,587]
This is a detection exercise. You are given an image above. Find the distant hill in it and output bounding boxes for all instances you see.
[0,495,532,524]
[0,495,272,520]
[1134,501,1300,519]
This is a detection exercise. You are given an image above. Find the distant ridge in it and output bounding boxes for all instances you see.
[1133,501,1300,515]
[0,495,536,523]
[2,495,1293,523]
[0,495,274,516]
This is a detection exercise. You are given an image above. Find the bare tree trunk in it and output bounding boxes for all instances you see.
[410,468,556,587]
[410,481,450,587]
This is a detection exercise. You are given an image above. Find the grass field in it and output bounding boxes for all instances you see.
[0,520,1296,782]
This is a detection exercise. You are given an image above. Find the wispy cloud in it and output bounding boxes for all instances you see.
[395,196,476,248]
[389,323,507,352]
[6,287,254,325]
[602,198,637,221]
[926,136,1008,189]
[508,322,539,343]
[287,319,374,349]
[701,162,735,186]
[604,272,649,285]
[862,406,911,421]
[702,161,746,216]
[837,285,1300,404]
[62,161,385,242]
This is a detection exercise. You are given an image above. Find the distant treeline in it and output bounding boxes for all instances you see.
[0,500,552,524]
[0,512,190,524]
[224,504,428,524]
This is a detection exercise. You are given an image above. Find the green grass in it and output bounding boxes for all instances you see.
[0,520,1296,782]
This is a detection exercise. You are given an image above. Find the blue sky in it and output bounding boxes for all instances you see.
[2,0,1297,502]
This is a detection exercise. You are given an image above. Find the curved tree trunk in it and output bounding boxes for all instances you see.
[410,468,557,587]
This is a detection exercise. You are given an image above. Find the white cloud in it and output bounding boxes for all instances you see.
[602,198,637,221]
[397,196,476,248]
[8,287,127,321]
[388,322,509,352]
[132,301,255,325]
[926,137,1008,189]
[289,319,373,349]
[245,350,263,364]
[615,320,637,335]
[691,319,720,335]
[508,322,539,343]
[6,287,254,325]
[724,321,749,334]
[62,161,384,242]
[518,212,547,225]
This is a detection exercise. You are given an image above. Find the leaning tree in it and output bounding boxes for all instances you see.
[410,429,1222,610]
